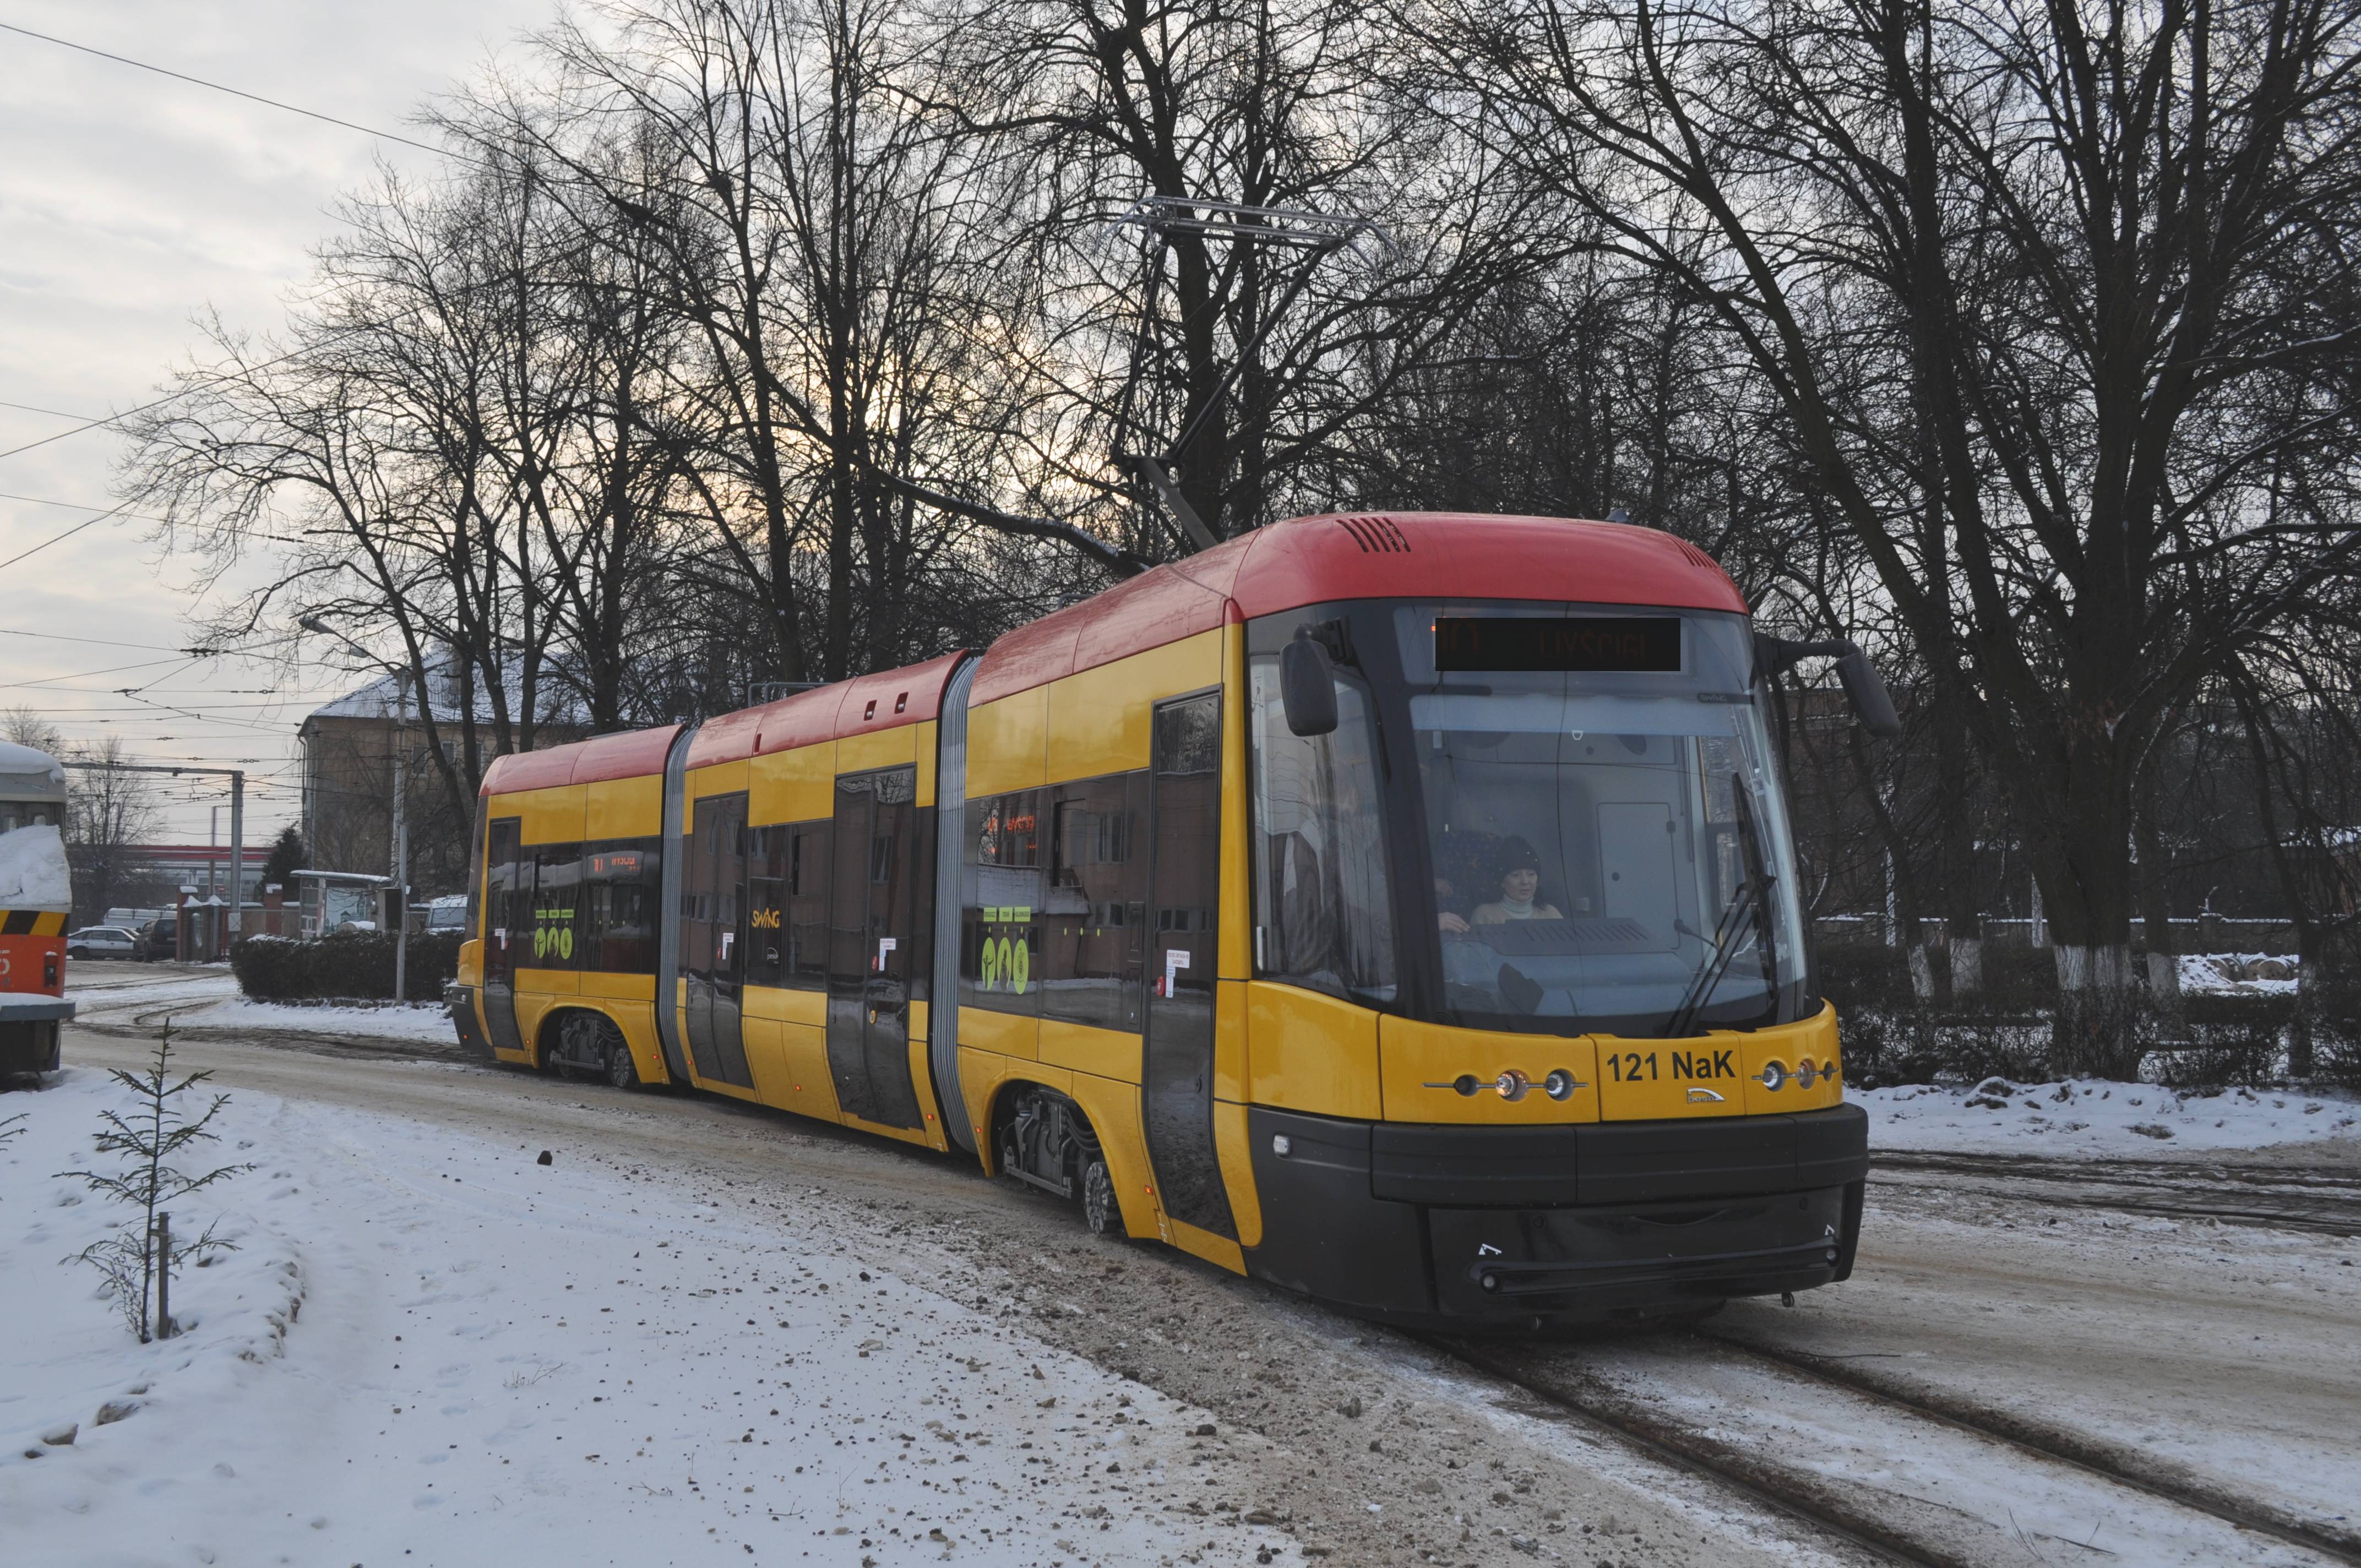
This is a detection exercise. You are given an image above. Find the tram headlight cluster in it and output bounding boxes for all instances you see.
[1758,1057,1837,1092]
[1432,1068,1587,1101]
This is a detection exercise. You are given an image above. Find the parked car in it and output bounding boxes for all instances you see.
[66,925,141,960]
[133,917,181,961]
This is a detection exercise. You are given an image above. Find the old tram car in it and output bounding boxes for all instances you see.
[0,739,73,1075]
[449,513,1876,1326]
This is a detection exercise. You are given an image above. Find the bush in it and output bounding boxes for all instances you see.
[231,929,459,1002]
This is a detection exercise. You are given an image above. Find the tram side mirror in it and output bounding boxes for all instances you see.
[1755,633,1902,739]
[1834,646,1902,739]
[1281,629,1339,737]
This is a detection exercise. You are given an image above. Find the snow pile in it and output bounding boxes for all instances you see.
[1857,1077,2360,1155]
[0,824,69,909]
[2179,951,2300,995]
[1,1069,1283,1567]
[189,996,458,1044]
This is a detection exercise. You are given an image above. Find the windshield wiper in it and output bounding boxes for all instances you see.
[1663,875,1772,1038]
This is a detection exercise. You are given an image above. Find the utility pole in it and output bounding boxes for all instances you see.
[300,616,410,1000]
[392,672,409,1000]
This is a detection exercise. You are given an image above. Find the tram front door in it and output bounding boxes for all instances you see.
[826,768,924,1129]
[482,816,525,1054]
[1143,693,1234,1237]
[683,792,754,1088]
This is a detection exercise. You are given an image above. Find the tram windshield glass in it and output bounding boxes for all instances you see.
[1400,603,1809,1037]
[1248,601,1813,1037]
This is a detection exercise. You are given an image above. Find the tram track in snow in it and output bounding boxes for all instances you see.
[1419,1324,2361,1568]
[1685,1327,2361,1564]
[1413,1332,1960,1568]
[1869,1148,2361,1238]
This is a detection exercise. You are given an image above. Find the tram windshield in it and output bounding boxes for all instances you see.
[1249,602,1814,1038]
[1404,603,1811,1036]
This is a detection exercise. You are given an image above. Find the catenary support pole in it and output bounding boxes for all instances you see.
[227,771,243,944]
[392,675,407,1003]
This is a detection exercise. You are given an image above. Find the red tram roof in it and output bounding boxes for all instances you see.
[970,511,1745,705]
[682,650,969,771]
[482,723,682,796]
[482,514,1743,793]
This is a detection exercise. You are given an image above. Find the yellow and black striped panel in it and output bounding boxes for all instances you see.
[0,910,66,935]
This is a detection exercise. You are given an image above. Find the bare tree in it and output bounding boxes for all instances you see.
[1,705,65,756]
[64,738,164,925]
[1407,0,2361,1069]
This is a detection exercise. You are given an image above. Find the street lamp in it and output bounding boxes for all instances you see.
[300,616,411,1003]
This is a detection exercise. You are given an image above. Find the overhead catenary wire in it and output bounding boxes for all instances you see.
[0,498,139,570]
[0,398,104,422]
[0,490,172,526]
[0,21,494,171]
[0,627,209,654]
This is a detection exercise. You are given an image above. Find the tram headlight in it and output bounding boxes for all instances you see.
[1795,1058,1819,1089]
[1543,1069,1581,1101]
[1494,1069,1531,1103]
[1759,1060,1788,1091]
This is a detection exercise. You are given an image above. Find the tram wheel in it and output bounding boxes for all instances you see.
[1081,1155,1125,1239]
[547,1012,597,1081]
[603,1025,640,1091]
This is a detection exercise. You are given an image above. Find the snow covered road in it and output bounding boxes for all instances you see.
[14,971,2361,1567]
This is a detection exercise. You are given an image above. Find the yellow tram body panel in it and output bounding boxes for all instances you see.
[458,514,1875,1327]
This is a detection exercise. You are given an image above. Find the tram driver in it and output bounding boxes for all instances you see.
[1469,836,1566,926]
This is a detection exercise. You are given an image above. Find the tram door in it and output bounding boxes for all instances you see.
[683,793,755,1088]
[825,769,924,1128]
[482,817,526,1054]
[1143,694,1234,1237]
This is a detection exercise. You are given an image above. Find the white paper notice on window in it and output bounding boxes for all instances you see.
[877,935,898,971]
[1163,948,1191,998]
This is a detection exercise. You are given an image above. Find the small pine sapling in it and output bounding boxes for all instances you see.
[58,1021,253,1341]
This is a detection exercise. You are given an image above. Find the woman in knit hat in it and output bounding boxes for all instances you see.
[1471,836,1563,924]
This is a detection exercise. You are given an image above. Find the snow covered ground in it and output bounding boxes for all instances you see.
[185,996,458,1043]
[64,969,458,1046]
[1,1067,1286,1568]
[2180,950,2300,994]
[1856,1075,2361,1154]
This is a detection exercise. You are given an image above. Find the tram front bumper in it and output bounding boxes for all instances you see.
[1242,1102,1867,1329]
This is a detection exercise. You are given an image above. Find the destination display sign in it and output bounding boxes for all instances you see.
[1434,616,1681,672]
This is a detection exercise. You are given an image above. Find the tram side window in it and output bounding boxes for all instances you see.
[789,823,832,988]
[746,825,785,987]
[1040,774,1145,1033]
[0,802,61,832]
[464,804,487,941]
[962,789,1043,1017]
[744,822,834,989]
[1249,656,1398,1003]
[529,843,583,970]
[580,839,660,974]
[487,819,525,957]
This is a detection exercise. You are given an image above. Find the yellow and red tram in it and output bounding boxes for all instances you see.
[450,512,1874,1327]
[0,739,72,1076]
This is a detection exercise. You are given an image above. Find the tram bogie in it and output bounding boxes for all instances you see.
[450,512,1880,1327]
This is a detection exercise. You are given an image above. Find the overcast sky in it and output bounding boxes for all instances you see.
[0,0,553,848]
